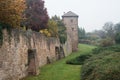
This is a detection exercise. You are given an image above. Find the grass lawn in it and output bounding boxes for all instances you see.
[22,44,96,80]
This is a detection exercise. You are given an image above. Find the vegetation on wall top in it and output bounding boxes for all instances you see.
[0,0,67,46]
[0,0,26,28]
[51,15,67,44]
[0,23,11,46]
[39,15,67,44]
[24,0,49,32]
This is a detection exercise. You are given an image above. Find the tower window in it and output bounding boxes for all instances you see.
[70,19,73,23]
[72,28,74,31]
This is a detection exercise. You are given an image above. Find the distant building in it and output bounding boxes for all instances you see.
[62,11,79,51]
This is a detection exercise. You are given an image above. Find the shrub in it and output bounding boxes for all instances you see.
[39,29,51,37]
[115,33,120,44]
[81,51,120,80]
[100,38,114,47]
[92,45,120,54]
[66,54,92,65]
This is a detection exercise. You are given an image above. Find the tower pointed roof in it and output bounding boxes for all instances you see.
[62,11,78,17]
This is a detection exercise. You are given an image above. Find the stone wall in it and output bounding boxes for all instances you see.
[0,29,64,80]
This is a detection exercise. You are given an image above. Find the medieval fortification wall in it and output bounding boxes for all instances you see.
[0,29,72,80]
[0,11,78,80]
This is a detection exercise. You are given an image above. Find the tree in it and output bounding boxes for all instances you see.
[0,0,26,28]
[94,30,106,39]
[114,23,120,33]
[39,15,67,44]
[57,21,67,44]
[51,15,60,22]
[47,20,58,37]
[103,22,114,38]
[50,15,67,44]
[115,33,120,44]
[25,0,49,31]
[114,23,120,44]
[78,27,86,39]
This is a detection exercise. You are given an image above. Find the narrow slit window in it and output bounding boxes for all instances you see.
[72,28,74,31]
[71,19,73,23]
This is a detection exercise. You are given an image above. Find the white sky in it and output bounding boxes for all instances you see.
[45,0,120,32]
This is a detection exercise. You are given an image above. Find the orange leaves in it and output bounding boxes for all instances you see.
[0,0,26,28]
[39,29,51,37]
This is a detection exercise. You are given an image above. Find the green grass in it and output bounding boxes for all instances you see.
[22,44,96,80]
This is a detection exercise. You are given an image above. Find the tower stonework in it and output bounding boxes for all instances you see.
[62,11,79,52]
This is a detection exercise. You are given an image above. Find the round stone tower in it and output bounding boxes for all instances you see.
[62,11,79,51]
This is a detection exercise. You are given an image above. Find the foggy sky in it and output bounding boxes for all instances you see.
[45,0,120,32]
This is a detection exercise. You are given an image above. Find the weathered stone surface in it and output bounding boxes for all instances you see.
[62,11,79,52]
[0,29,61,80]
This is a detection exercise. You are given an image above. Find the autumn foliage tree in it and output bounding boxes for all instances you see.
[0,0,26,28]
[47,20,58,37]
[50,16,67,44]
[25,0,49,31]
[39,19,59,37]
